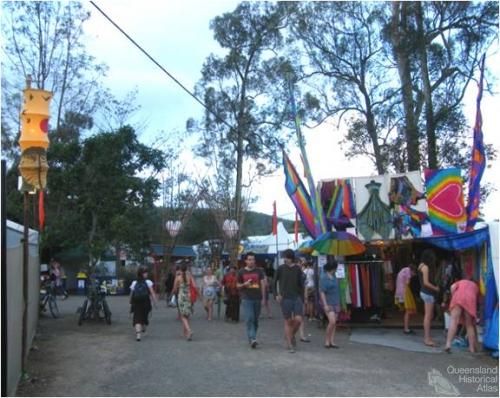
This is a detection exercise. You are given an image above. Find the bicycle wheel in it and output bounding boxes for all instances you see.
[103,300,112,325]
[48,295,60,318]
[78,299,88,325]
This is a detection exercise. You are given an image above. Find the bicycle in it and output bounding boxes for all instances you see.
[78,279,112,325]
[39,282,60,318]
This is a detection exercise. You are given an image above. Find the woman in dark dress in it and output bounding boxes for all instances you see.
[129,266,157,341]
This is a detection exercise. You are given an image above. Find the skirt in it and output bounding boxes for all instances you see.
[395,285,416,314]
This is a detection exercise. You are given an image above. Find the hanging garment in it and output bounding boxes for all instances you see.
[345,270,352,305]
[339,278,347,312]
[363,265,372,308]
[389,175,425,207]
[355,265,362,308]
[349,265,358,308]
[382,260,394,291]
[370,264,379,308]
[357,180,393,240]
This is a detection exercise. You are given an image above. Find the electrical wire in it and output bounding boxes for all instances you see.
[89,1,235,131]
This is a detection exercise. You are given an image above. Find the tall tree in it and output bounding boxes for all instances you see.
[290,1,398,175]
[1,1,107,161]
[390,1,421,171]
[192,2,294,260]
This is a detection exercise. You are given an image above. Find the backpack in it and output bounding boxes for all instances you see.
[133,280,149,300]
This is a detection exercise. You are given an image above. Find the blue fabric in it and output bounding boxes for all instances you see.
[483,308,499,350]
[417,227,489,250]
[484,274,498,321]
[242,299,261,342]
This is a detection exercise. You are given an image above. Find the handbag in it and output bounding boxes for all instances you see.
[190,280,198,303]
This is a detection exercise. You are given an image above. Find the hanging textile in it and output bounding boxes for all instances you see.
[424,168,466,235]
[320,178,356,230]
[389,171,428,239]
[283,151,317,238]
[465,55,486,231]
[389,175,424,206]
[356,179,393,240]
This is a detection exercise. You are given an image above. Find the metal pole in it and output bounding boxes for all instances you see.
[22,191,29,375]
[1,160,8,394]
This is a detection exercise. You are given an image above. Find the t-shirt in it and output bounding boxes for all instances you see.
[276,264,304,299]
[320,273,340,307]
[304,268,315,289]
[130,279,153,291]
[238,267,264,300]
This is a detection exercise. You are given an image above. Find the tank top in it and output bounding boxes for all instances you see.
[418,264,436,296]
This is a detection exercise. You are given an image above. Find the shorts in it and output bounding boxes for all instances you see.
[280,297,304,319]
[420,291,435,304]
[203,287,216,300]
[324,303,340,315]
[305,287,315,301]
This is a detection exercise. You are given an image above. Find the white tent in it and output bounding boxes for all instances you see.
[243,222,307,254]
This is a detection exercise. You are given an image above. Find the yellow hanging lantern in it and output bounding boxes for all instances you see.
[18,147,48,190]
[19,88,52,151]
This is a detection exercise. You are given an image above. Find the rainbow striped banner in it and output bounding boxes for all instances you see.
[466,54,486,231]
[283,151,317,238]
[424,168,466,235]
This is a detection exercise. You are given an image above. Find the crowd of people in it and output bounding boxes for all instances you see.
[128,248,481,354]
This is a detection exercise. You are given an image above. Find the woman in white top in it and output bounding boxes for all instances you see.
[303,262,316,320]
[129,266,157,341]
[202,267,218,321]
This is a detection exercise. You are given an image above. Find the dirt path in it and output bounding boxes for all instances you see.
[16,295,499,396]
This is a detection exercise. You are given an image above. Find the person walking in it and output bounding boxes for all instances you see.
[418,249,440,347]
[165,267,176,307]
[221,265,240,322]
[237,252,265,348]
[444,278,479,353]
[303,261,316,320]
[395,264,417,334]
[173,262,196,341]
[129,266,158,342]
[319,261,341,349]
[275,249,305,353]
[202,267,218,321]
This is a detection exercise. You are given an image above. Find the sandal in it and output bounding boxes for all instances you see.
[424,341,439,347]
[300,337,311,343]
[444,347,451,354]
[330,344,340,349]
[324,344,332,349]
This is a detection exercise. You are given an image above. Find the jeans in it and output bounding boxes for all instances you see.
[242,299,261,342]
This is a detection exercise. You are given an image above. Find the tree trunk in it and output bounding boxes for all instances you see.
[391,2,421,171]
[415,1,437,169]
[361,88,385,174]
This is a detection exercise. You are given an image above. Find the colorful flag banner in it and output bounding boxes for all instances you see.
[424,168,466,235]
[283,151,316,238]
[287,80,327,236]
[465,54,486,231]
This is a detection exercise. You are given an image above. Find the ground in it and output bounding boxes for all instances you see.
[16,294,498,397]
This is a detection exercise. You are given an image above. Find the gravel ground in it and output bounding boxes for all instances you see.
[15,295,499,397]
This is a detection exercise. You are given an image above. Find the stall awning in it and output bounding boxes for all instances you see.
[416,227,489,251]
[150,244,196,258]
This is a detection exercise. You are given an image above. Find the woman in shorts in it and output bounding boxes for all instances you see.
[319,261,341,349]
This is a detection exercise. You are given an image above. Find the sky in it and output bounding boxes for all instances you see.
[83,0,500,223]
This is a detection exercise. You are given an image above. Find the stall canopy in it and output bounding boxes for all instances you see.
[417,226,490,251]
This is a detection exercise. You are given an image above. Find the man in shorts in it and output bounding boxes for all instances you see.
[275,249,305,353]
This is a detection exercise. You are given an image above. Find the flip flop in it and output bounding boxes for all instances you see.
[300,338,311,342]
[444,347,451,354]
[324,344,332,349]
[330,344,340,349]
[424,342,439,347]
